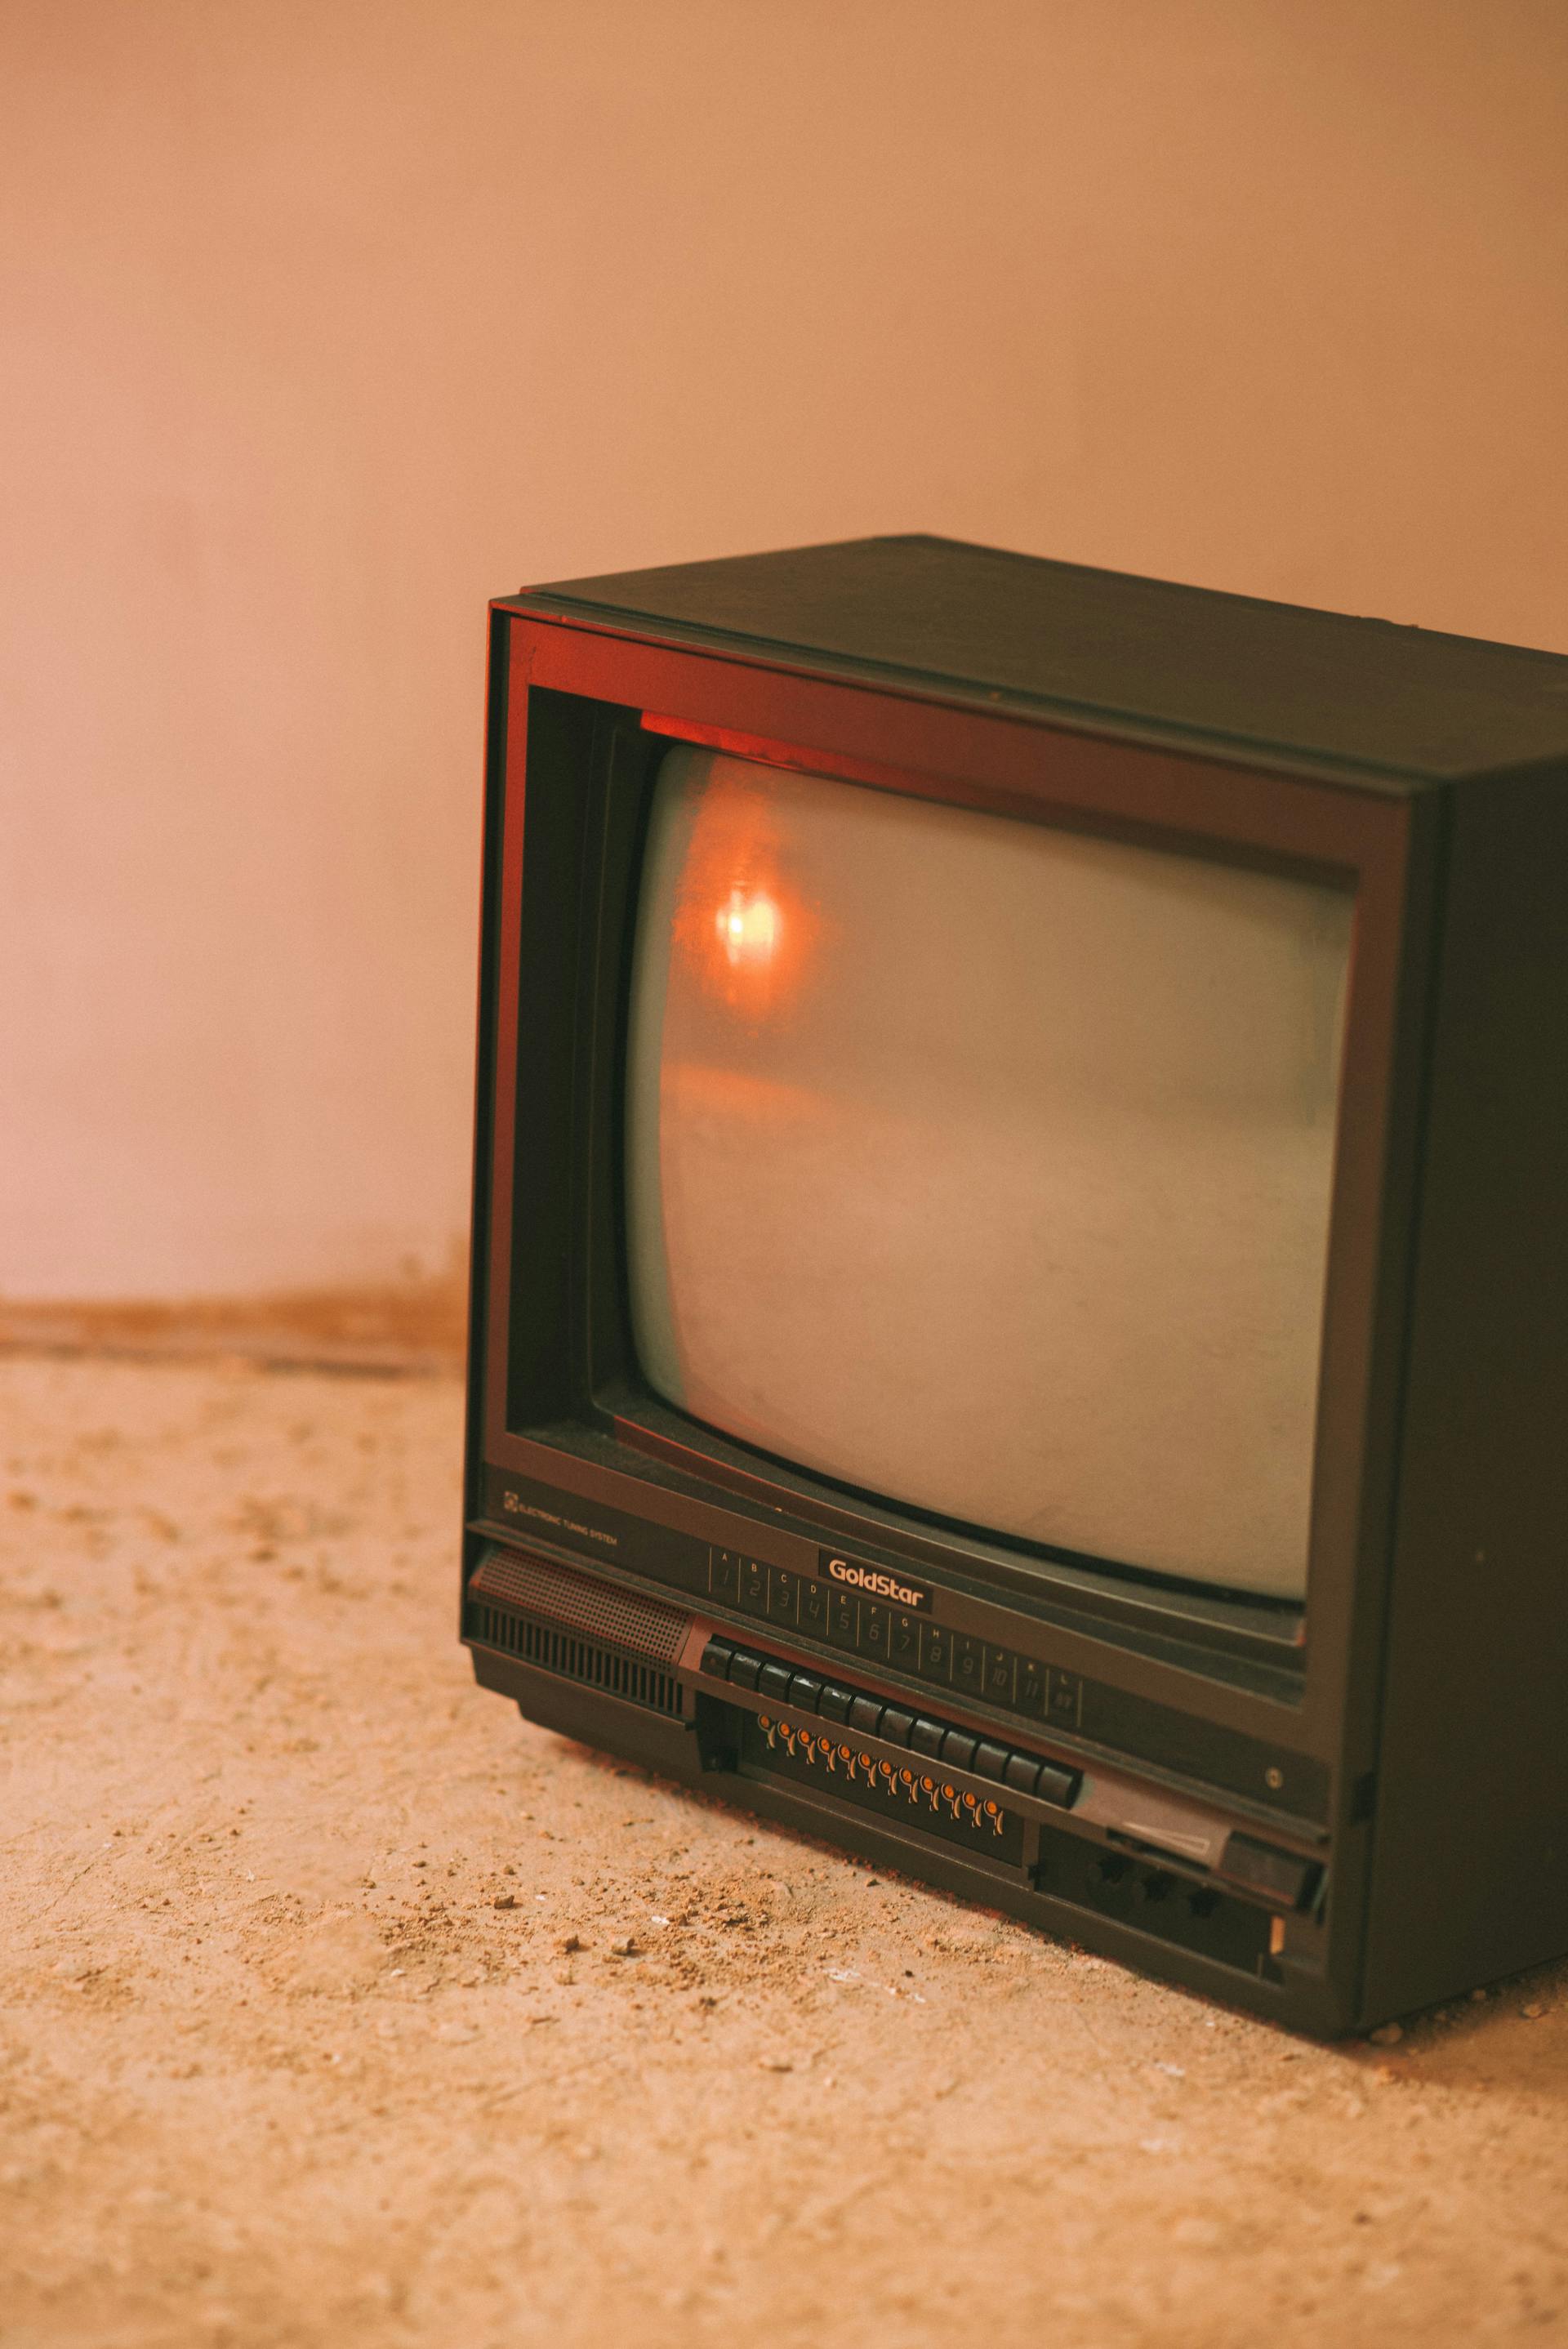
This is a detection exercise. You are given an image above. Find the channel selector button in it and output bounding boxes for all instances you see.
[1003,1753,1044,1796]
[951,1634,985,1697]
[787,1671,825,1712]
[728,1651,764,1691]
[941,1729,979,1772]
[918,1624,954,1684]
[1014,1659,1048,1719]
[849,1695,886,1738]
[739,1559,769,1613]
[758,1661,795,1703]
[982,1646,1016,1705]
[799,1580,831,1638]
[818,1683,855,1723]
[973,1741,1012,1782]
[858,1602,892,1663]
[879,1706,915,1746]
[1047,1669,1084,1727]
[889,1610,921,1671]
[767,1569,803,1628]
[910,1718,947,1759]
[710,1549,741,1604]
[701,1638,735,1678]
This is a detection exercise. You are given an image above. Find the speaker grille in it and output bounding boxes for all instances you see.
[465,1598,684,1716]
[469,1545,689,1664]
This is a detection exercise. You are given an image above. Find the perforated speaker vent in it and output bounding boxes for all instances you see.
[468,1545,690,1665]
[465,1600,683,1716]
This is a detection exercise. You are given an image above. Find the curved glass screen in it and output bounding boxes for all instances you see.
[625,747,1352,1603]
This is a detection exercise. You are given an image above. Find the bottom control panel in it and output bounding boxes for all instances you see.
[690,1628,1321,1923]
[464,1542,1326,1998]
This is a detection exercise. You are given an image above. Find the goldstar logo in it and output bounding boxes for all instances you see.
[818,1553,933,1611]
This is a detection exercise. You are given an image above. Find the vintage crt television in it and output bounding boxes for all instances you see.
[461,535,1568,2035]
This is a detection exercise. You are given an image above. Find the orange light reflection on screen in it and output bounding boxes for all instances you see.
[716,886,781,969]
[672,765,819,1019]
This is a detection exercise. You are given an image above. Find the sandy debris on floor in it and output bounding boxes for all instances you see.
[2,1352,1566,2349]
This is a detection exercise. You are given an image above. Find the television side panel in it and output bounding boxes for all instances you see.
[1361,760,1568,2019]
[463,610,519,1611]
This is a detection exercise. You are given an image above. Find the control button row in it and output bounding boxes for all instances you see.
[708,1548,1083,1730]
[699,1637,1079,1807]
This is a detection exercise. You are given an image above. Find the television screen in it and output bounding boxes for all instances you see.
[626,745,1353,1604]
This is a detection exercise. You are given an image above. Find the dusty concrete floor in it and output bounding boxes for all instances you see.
[2,1352,1566,2349]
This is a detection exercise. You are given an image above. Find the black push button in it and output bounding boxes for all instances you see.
[788,1671,825,1711]
[818,1683,854,1723]
[1034,1760,1080,1808]
[758,1661,795,1703]
[700,1638,734,1678]
[910,1718,947,1758]
[973,1740,1011,1782]
[879,1706,915,1745]
[728,1651,764,1691]
[1003,1753,1043,1796]
[941,1729,978,1772]
[1219,1833,1317,1908]
[849,1695,885,1738]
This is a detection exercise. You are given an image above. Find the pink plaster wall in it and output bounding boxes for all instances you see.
[2,0,1565,1297]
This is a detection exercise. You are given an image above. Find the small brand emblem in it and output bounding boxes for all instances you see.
[818,1553,933,1612]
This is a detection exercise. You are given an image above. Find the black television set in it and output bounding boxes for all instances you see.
[461,534,1568,2035]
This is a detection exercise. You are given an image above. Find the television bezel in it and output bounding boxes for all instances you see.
[470,604,1442,1814]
